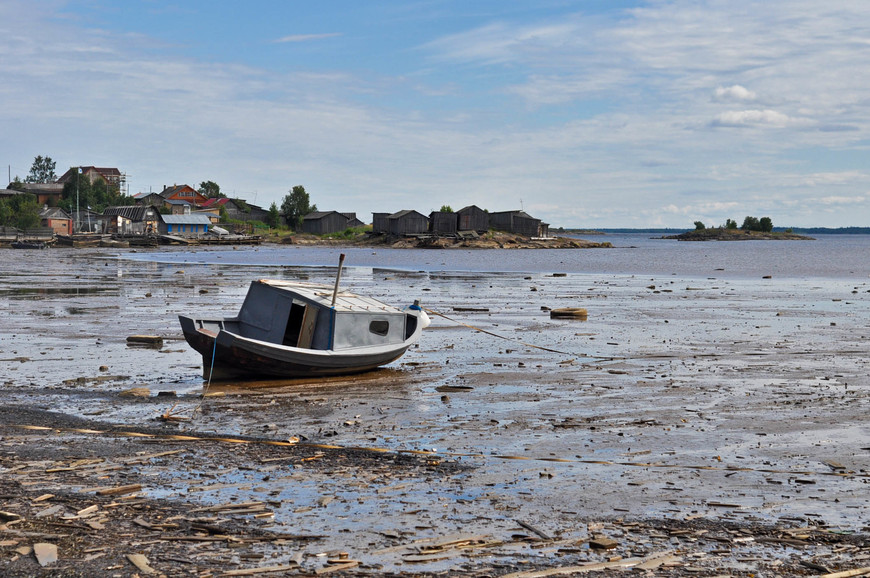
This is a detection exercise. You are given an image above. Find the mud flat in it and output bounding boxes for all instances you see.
[1,247,870,576]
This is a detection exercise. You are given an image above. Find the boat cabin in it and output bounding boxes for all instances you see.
[234,280,419,351]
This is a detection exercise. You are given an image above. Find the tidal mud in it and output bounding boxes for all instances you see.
[1,247,870,575]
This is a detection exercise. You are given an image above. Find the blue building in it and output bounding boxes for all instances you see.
[159,214,212,236]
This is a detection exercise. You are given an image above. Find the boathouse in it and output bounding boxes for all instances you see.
[387,210,429,236]
[488,210,542,237]
[457,205,489,233]
[103,206,161,235]
[302,211,351,235]
[158,214,212,236]
[429,211,457,235]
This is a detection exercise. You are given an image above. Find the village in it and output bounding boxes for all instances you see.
[0,165,560,248]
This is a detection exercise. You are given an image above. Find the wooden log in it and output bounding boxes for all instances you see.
[95,484,142,497]
[127,335,163,345]
[549,307,588,320]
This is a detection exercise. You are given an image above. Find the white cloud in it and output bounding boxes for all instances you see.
[714,85,757,102]
[802,171,865,186]
[817,195,867,205]
[662,201,741,216]
[711,109,801,128]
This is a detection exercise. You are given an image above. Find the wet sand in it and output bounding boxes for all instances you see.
[2,247,870,576]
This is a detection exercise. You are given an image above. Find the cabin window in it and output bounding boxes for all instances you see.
[369,320,389,336]
[404,314,417,339]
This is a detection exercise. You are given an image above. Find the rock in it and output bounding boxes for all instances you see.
[33,543,57,566]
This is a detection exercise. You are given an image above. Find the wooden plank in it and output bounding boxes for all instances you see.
[220,564,299,576]
[33,543,58,567]
[96,484,142,497]
[297,305,317,349]
[126,553,157,574]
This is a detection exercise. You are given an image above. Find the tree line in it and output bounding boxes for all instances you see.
[694,216,773,232]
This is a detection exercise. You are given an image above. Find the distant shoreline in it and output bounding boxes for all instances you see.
[563,227,868,235]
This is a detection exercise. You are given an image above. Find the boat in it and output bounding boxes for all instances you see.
[179,273,430,380]
[56,233,105,248]
[11,240,47,249]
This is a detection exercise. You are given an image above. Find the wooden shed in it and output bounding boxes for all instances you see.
[457,205,489,233]
[302,211,350,235]
[342,213,365,228]
[371,212,390,234]
[102,205,161,235]
[429,211,457,235]
[488,210,541,237]
[388,210,429,236]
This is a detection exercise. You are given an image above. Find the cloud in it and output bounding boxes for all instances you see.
[274,33,342,44]
[802,171,865,186]
[711,109,802,128]
[662,201,741,216]
[714,85,757,102]
[421,21,584,67]
[817,195,867,205]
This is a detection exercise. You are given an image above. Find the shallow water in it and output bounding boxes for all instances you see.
[122,233,870,279]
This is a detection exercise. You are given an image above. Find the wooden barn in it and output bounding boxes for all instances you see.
[429,211,457,235]
[488,210,541,237]
[302,211,351,235]
[343,213,364,228]
[102,205,161,235]
[371,212,390,234]
[457,205,489,233]
[388,210,429,236]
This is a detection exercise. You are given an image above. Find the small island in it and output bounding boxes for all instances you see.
[662,216,814,241]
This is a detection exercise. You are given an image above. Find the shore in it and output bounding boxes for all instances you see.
[277,230,612,249]
[662,229,814,241]
[1,247,869,576]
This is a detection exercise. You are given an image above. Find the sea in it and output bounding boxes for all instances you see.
[124,233,870,280]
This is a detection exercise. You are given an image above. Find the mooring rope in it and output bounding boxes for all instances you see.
[423,307,578,357]
[11,424,863,481]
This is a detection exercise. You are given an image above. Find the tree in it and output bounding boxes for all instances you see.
[266,202,281,229]
[198,180,224,199]
[440,205,453,213]
[58,170,128,214]
[759,216,773,232]
[694,221,706,230]
[0,193,40,229]
[8,176,26,191]
[26,155,57,183]
[725,218,738,229]
[280,185,316,231]
[741,216,760,231]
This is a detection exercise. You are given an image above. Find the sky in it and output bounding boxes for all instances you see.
[3,1,870,229]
